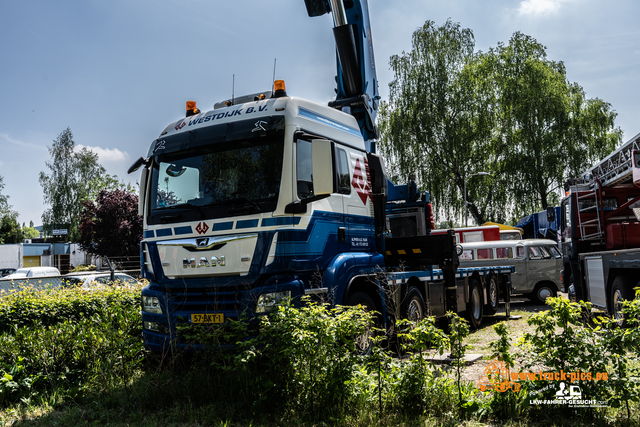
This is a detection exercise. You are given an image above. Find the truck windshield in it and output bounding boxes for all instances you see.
[149,139,284,224]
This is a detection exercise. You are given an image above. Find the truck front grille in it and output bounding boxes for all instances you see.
[166,286,255,317]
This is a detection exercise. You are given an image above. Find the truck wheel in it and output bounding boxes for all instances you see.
[610,276,635,327]
[348,292,377,354]
[532,283,557,305]
[402,287,425,324]
[465,280,483,329]
[484,275,499,316]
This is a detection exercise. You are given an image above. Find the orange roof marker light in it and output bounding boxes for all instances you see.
[186,100,200,117]
[273,80,287,98]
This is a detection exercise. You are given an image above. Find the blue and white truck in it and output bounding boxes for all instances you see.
[129,0,513,352]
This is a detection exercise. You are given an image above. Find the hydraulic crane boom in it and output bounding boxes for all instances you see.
[303,0,380,152]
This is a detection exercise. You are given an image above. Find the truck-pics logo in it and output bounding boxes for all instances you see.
[195,222,209,235]
[351,158,372,205]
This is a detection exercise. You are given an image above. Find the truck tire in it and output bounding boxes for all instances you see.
[532,283,557,305]
[484,275,499,316]
[465,279,483,329]
[610,276,636,327]
[348,292,377,354]
[402,287,425,324]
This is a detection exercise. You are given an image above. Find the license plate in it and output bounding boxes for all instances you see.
[191,313,224,324]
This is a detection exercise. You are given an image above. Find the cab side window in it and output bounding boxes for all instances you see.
[516,247,525,258]
[335,147,350,195]
[296,140,314,199]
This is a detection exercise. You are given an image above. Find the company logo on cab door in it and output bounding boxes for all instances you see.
[351,158,372,205]
[195,222,209,235]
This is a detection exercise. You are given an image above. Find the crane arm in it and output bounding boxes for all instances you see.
[304,0,380,152]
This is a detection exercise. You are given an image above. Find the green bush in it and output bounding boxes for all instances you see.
[1,288,639,426]
[0,285,144,407]
[0,284,140,333]
[515,296,640,423]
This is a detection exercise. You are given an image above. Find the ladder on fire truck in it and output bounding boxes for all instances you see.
[569,132,640,242]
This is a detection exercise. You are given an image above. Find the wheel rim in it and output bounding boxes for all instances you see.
[489,279,498,308]
[538,287,553,302]
[407,298,424,323]
[472,287,481,320]
[612,289,624,322]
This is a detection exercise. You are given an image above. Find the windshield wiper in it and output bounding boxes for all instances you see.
[164,203,205,218]
[213,197,263,213]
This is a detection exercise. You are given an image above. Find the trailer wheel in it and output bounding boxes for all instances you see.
[348,292,377,354]
[484,275,499,316]
[532,283,557,305]
[465,280,483,329]
[610,276,635,327]
[402,287,425,324]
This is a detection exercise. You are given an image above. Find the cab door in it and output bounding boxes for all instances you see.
[293,138,346,261]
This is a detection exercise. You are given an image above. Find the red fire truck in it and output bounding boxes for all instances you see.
[561,131,640,323]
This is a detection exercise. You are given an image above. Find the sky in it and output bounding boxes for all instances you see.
[1,0,639,226]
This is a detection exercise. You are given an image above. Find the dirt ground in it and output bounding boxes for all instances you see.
[451,292,569,383]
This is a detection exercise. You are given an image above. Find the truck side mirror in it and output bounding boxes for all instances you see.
[547,207,555,223]
[312,139,334,196]
[633,150,640,187]
[139,167,149,217]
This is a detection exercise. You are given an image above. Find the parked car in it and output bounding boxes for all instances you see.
[64,272,138,289]
[4,266,60,279]
[0,268,16,278]
[458,239,562,304]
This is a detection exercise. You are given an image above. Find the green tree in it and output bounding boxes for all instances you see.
[378,20,503,225]
[379,23,621,224]
[486,32,621,214]
[0,175,21,244]
[22,227,41,239]
[0,176,12,217]
[88,174,136,200]
[39,128,106,242]
[0,216,22,244]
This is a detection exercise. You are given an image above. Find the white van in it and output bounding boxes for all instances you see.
[4,266,61,279]
[459,239,561,303]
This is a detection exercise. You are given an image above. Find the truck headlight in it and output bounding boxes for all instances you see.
[256,290,291,313]
[142,296,162,314]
